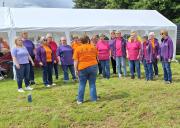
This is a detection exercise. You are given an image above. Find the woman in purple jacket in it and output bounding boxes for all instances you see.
[57,37,76,83]
[36,37,56,87]
[159,30,174,84]
[148,32,160,78]
[141,36,153,81]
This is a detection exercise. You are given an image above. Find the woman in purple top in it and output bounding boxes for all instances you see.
[148,32,160,78]
[159,30,174,84]
[57,37,76,83]
[21,32,35,85]
[141,36,153,81]
[11,36,34,92]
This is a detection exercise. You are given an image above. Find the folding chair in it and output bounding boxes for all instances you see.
[0,66,6,80]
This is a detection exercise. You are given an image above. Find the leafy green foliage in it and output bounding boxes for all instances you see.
[73,0,180,23]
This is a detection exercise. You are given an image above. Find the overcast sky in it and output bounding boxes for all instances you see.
[0,0,74,8]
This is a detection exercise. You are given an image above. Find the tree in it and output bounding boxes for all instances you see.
[132,0,180,23]
[73,0,180,23]
[73,0,107,9]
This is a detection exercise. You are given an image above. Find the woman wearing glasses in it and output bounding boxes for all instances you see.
[159,30,174,84]
[36,37,56,87]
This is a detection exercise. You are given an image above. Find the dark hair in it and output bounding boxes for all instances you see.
[142,35,148,40]
[80,35,90,44]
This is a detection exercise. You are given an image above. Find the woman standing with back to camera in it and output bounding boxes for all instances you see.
[73,35,98,105]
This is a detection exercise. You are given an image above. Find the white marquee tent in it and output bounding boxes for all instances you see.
[0,7,177,59]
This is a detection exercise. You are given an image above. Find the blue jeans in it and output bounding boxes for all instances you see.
[15,63,30,89]
[143,60,153,80]
[116,56,127,76]
[53,63,59,79]
[100,60,110,79]
[61,65,76,80]
[77,65,98,102]
[162,62,172,82]
[42,62,53,86]
[129,60,141,78]
[29,62,34,81]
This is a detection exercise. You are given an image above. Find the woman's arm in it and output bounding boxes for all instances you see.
[74,60,78,76]
[28,55,35,66]
[12,56,20,69]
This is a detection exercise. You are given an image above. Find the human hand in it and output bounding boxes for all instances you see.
[39,62,43,66]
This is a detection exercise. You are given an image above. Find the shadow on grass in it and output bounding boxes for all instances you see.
[98,91,130,102]
[172,78,180,83]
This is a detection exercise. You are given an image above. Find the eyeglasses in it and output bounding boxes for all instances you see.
[43,39,47,41]
[61,40,66,41]
[160,33,164,35]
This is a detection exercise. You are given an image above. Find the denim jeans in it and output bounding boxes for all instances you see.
[61,65,76,80]
[15,63,30,89]
[129,60,141,78]
[42,62,53,86]
[29,62,34,82]
[162,62,172,82]
[100,60,110,79]
[77,65,98,102]
[143,60,153,80]
[116,56,127,76]
[53,63,59,79]
[153,59,159,76]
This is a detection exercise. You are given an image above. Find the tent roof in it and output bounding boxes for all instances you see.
[7,8,176,31]
[0,8,11,31]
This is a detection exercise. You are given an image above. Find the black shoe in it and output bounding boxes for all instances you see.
[30,81,36,85]
[131,75,135,79]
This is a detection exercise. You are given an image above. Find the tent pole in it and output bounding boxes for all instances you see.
[8,29,17,80]
[172,27,178,62]
[65,31,71,45]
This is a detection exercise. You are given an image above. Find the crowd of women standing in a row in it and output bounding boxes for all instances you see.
[11,30,174,104]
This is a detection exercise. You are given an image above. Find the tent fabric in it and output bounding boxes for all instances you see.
[0,7,177,59]
[10,8,176,31]
[0,8,11,31]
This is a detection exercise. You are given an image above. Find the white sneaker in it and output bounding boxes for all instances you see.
[118,73,122,78]
[0,76,4,80]
[46,85,51,88]
[18,88,25,92]
[51,83,56,86]
[155,75,158,78]
[77,100,82,105]
[25,86,33,91]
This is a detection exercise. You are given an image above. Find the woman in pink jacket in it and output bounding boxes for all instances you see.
[126,31,141,79]
[96,33,110,79]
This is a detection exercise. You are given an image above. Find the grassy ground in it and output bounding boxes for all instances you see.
[0,57,180,128]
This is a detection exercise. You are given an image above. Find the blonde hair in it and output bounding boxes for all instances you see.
[128,31,142,43]
[14,36,23,47]
[160,30,168,36]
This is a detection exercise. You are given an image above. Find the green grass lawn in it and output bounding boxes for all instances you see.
[0,57,180,128]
